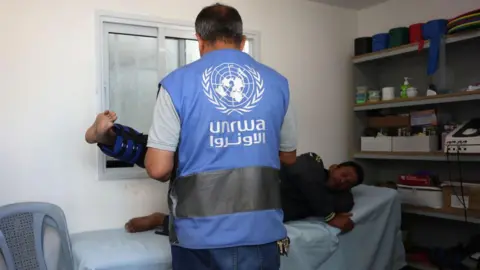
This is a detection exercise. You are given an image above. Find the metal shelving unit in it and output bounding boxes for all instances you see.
[351,29,480,228]
[350,27,480,270]
[403,205,480,225]
[353,151,480,162]
[353,90,480,111]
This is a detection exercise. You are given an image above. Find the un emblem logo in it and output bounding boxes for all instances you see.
[202,63,265,115]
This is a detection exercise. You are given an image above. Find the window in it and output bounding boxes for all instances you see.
[97,13,259,180]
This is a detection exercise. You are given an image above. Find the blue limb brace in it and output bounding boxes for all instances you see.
[98,124,147,168]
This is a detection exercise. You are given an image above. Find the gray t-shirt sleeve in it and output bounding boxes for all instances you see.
[147,87,181,152]
[280,101,297,152]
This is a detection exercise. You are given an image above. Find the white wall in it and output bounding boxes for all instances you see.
[357,0,480,37]
[0,0,356,233]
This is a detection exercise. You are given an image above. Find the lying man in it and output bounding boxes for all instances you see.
[86,111,364,233]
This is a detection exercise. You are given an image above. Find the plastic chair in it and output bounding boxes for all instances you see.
[0,202,73,270]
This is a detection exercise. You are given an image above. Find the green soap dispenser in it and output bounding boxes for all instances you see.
[400,77,411,98]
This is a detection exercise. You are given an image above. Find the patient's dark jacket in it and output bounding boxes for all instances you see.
[280,153,354,222]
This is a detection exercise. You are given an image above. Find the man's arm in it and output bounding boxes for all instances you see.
[333,191,355,213]
[145,87,180,182]
[279,101,297,165]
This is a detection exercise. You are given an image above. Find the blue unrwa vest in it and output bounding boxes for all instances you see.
[162,49,289,249]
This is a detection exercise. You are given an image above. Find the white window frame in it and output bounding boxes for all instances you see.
[95,11,261,180]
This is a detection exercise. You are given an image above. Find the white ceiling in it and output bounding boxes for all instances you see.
[309,0,388,10]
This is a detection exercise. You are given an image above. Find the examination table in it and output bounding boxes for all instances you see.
[70,185,406,270]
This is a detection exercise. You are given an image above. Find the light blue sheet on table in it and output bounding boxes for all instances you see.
[71,229,171,270]
[281,184,406,270]
[280,219,340,270]
[71,185,406,270]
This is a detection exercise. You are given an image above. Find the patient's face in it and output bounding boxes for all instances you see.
[328,166,358,191]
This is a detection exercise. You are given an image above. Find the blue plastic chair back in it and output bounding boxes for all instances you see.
[0,202,73,270]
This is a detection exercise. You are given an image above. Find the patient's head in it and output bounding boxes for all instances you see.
[327,161,364,191]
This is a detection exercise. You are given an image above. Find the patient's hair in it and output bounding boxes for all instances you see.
[338,161,364,185]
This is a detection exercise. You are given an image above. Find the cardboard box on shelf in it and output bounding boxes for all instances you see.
[367,115,410,128]
[442,182,480,212]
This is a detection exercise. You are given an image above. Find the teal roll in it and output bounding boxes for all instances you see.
[389,27,410,48]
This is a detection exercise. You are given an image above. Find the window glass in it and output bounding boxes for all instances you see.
[107,33,158,133]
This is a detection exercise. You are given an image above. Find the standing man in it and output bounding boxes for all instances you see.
[142,3,297,270]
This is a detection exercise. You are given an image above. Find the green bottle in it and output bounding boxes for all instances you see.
[400,77,410,98]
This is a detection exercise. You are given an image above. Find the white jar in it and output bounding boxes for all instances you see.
[382,87,395,100]
[407,87,418,98]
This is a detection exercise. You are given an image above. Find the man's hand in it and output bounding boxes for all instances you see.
[327,213,354,233]
[280,150,296,165]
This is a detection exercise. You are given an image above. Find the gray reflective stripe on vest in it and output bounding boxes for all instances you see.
[170,167,281,218]
[167,181,179,244]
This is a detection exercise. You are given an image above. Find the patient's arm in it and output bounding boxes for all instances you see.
[125,213,166,233]
[84,112,149,168]
[328,213,354,233]
[329,191,355,232]
[97,125,149,168]
[282,153,336,221]
[333,191,354,213]
[95,125,179,180]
